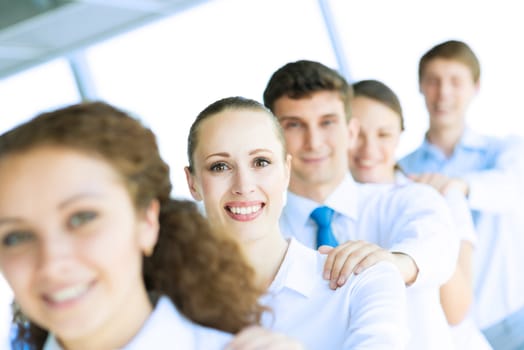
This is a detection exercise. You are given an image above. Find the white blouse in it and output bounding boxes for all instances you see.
[43,296,233,349]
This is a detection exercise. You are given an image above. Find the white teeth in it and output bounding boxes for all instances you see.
[49,284,89,303]
[358,160,375,167]
[229,205,262,215]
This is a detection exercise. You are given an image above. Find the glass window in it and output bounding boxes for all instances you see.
[0,58,80,133]
[329,0,524,157]
[85,0,337,198]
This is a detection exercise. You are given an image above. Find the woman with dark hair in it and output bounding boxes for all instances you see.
[349,79,491,350]
[0,102,268,349]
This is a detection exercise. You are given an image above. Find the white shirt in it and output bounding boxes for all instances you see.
[0,276,12,350]
[396,171,477,245]
[280,175,460,350]
[261,238,409,350]
[397,172,491,349]
[400,129,524,329]
[43,296,232,350]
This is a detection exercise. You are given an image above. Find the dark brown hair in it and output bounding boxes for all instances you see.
[1,102,265,349]
[263,60,353,121]
[187,96,286,173]
[352,79,404,131]
[419,40,481,83]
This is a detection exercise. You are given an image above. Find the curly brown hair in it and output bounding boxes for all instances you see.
[0,102,265,349]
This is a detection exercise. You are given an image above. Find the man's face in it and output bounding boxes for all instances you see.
[272,90,358,198]
[419,58,479,131]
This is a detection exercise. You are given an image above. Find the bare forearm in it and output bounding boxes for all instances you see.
[439,242,473,325]
[391,252,418,285]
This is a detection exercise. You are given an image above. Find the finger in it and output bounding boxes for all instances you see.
[227,326,267,349]
[335,243,380,286]
[318,245,334,254]
[354,249,390,274]
[322,242,354,280]
[329,241,369,289]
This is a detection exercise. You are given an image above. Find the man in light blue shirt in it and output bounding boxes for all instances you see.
[263,60,460,350]
[399,39,524,350]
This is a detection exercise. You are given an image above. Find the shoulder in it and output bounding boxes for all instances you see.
[346,261,405,294]
[399,145,424,164]
[134,296,233,349]
[468,131,524,155]
[374,182,446,209]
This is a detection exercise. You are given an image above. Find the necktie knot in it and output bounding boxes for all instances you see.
[310,206,334,227]
[310,206,338,248]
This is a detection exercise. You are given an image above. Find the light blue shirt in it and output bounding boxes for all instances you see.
[400,128,524,329]
[280,175,459,350]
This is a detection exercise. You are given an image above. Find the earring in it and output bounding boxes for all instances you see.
[143,245,154,257]
[12,300,29,325]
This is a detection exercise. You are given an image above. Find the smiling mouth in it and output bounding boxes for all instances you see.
[226,204,263,215]
[224,203,265,221]
[44,281,94,305]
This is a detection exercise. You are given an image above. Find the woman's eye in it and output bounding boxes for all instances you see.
[210,162,229,172]
[254,158,270,168]
[68,211,97,229]
[1,231,34,247]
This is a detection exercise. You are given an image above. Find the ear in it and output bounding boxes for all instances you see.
[184,166,203,201]
[474,79,481,94]
[138,199,160,257]
[347,118,360,150]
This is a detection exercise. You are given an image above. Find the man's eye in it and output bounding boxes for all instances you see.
[69,211,97,229]
[282,121,302,129]
[210,162,229,172]
[2,231,34,247]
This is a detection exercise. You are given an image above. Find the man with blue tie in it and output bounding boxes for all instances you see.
[263,60,460,350]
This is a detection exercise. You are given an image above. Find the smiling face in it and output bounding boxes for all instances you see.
[419,58,479,132]
[186,108,290,243]
[0,146,158,345]
[349,96,402,183]
[272,90,358,201]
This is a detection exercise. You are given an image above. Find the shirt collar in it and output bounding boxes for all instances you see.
[285,173,359,223]
[267,238,319,298]
[324,174,359,221]
[43,296,195,350]
[421,127,488,159]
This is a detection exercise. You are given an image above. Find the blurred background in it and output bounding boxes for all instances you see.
[1,0,524,344]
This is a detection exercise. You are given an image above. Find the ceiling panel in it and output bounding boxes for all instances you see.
[0,0,208,79]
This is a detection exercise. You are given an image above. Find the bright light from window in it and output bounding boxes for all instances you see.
[85,0,337,199]
[330,0,524,157]
[0,59,80,134]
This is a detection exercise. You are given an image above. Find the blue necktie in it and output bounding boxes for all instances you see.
[310,206,338,248]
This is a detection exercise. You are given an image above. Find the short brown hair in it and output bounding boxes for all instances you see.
[263,60,353,121]
[419,40,481,83]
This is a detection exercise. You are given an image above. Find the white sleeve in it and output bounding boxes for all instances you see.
[444,189,477,245]
[384,183,460,288]
[344,262,409,350]
[464,135,524,213]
